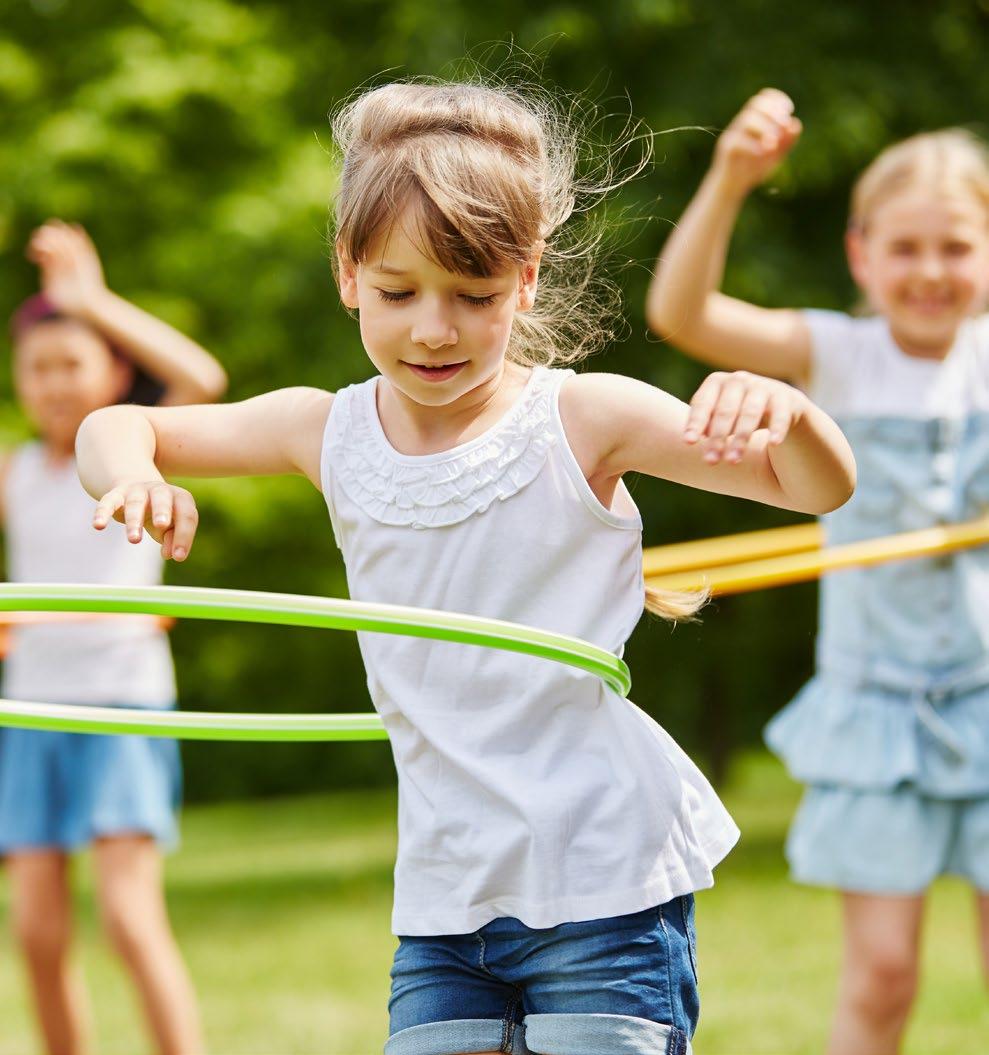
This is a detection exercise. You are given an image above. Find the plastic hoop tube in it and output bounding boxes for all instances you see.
[645,515,989,596]
[0,583,630,741]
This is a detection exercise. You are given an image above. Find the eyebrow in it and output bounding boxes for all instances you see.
[368,264,408,276]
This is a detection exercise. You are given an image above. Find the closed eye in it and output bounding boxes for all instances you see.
[461,293,497,307]
[376,289,413,303]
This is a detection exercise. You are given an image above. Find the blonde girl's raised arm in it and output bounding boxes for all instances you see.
[646,89,814,386]
[75,388,333,560]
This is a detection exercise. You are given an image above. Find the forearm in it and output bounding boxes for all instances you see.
[76,405,163,500]
[765,404,856,515]
[647,167,747,343]
[79,289,227,403]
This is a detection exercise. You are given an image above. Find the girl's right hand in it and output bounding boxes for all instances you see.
[93,481,199,562]
[26,220,108,319]
[712,89,802,196]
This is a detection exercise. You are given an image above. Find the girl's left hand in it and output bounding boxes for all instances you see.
[683,370,807,464]
[26,220,107,318]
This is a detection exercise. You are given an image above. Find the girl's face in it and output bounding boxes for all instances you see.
[847,187,989,356]
[337,214,539,409]
[14,321,132,451]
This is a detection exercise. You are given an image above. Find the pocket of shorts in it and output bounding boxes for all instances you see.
[679,895,699,984]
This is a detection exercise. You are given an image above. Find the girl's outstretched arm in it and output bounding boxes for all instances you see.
[646,90,813,385]
[28,220,228,405]
[562,371,855,516]
[75,387,332,560]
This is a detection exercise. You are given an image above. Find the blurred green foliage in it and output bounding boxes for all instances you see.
[2,0,988,799]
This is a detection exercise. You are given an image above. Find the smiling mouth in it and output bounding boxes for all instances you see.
[402,361,468,381]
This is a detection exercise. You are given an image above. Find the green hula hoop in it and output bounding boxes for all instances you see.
[0,584,631,742]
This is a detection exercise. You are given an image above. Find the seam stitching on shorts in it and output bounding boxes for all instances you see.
[500,989,521,1053]
[658,901,679,1043]
[476,931,496,976]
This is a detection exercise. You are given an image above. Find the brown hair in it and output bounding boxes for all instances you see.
[850,128,989,233]
[330,77,704,621]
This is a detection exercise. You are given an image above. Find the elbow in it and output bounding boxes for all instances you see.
[645,291,703,352]
[172,362,229,405]
[645,296,680,343]
[801,464,858,516]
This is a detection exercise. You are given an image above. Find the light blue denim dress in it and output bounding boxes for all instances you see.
[765,311,989,894]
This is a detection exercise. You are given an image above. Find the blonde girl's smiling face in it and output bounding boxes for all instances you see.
[847,187,989,356]
[336,215,540,408]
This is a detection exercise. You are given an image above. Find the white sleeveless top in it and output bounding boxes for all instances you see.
[2,443,175,707]
[321,367,739,935]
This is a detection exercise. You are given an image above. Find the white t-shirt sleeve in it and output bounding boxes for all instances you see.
[802,309,861,417]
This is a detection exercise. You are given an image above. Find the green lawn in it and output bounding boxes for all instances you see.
[0,752,985,1054]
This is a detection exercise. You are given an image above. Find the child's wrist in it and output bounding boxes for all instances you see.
[704,162,753,205]
[74,286,115,327]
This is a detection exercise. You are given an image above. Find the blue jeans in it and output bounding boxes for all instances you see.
[387,896,699,1055]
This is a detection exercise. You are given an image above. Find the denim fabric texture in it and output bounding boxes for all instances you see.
[386,897,698,1055]
[767,414,989,890]
[0,707,181,854]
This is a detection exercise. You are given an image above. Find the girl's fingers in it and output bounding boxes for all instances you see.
[767,393,795,444]
[684,375,724,443]
[706,374,747,438]
[161,528,174,561]
[727,388,771,462]
[740,109,784,150]
[93,489,125,530]
[123,488,150,542]
[149,483,174,532]
[169,491,199,561]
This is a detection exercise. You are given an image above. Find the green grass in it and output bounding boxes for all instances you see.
[0,753,985,1053]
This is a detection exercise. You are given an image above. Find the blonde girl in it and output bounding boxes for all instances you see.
[2,221,226,1055]
[648,89,989,1054]
[76,81,854,1055]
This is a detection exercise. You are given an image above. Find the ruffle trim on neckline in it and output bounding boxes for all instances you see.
[330,370,560,529]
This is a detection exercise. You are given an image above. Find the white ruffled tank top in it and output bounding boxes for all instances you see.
[321,366,738,935]
[2,443,175,707]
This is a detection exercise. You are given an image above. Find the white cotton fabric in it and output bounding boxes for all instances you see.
[803,309,989,419]
[2,444,175,707]
[321,366,739,936]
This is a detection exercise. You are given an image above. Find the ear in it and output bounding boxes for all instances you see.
[517,241,545,313]
[336,242,360,310]
[845,226,870,291]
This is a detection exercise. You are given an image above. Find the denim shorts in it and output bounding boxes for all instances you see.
[788,783,989,894]
[0,716,181,856]
[387,896,699,1055]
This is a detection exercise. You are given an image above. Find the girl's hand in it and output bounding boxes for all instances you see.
[93,480,199,562]
[26,220,108,318]
[712,89,802,197]
[683,370,808,464]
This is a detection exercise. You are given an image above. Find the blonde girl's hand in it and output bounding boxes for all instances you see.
[26,220,108,318]
[683,370,808,464]
[93,481,200,562]
[712,88,802,197]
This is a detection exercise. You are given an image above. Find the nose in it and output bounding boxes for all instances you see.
[918,250,947,282]
[410,299,458,350]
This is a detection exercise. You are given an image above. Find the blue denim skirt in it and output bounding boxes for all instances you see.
[387,896,699,1055]
[0,710,181,855]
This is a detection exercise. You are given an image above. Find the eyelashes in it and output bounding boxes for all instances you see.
[375,289,497,308]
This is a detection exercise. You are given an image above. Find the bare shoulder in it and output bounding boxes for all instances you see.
[557,372,685,478]
[274,387,335,486]
[559,371,684,433]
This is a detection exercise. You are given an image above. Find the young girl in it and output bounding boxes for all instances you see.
[1,221,227,1055]
[647,89,989,1054]
[75,81,854,1055]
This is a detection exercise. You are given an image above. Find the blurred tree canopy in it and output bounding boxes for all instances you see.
[2,0,988,799]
